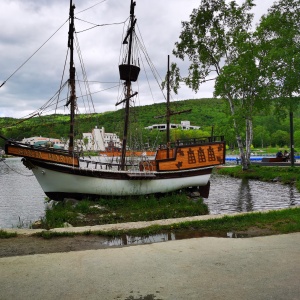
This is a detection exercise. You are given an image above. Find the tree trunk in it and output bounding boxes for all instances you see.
[245,117,253,166]
[227,96,248,170]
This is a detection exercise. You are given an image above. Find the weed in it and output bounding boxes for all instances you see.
[0,230,17,239]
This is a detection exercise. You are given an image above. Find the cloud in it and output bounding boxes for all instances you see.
[0,0,275,118]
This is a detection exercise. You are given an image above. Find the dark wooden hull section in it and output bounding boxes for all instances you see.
[5,143,79,167]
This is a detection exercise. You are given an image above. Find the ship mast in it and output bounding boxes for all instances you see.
[166,55,171,158]
[66,0,76,153]
[155,55,191,156]
[117,0,140,170]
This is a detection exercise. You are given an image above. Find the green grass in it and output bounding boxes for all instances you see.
[33,207,300,239]
[0,230,17,239]
[40,193,208,229]
[216,165,300,186]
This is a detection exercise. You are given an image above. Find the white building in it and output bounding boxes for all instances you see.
[81,126,121,151]
[145,120,200,131]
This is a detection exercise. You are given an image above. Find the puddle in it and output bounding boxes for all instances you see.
[102,230,235,247]
[227,232,249,238]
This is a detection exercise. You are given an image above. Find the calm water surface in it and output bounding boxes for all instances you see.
[1,158,300,228]
[0,158,45,228]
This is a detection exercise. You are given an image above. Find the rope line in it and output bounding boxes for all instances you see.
[0,19,69,88]
[75,17,128,33]
[0,160,34,177]
[76,0,107,15]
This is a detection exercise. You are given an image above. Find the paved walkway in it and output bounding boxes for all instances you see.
[1,232,300,300]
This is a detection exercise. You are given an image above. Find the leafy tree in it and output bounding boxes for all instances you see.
[253,125,271,148]
[214,32,264,164]
[171,0,256,169]
[255,0,300,164]
[294,130,300,147]
[271,130,289,147]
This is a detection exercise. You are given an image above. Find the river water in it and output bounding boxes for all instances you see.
[1,158,300,229]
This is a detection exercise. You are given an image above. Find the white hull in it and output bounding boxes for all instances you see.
[31,162,212,199]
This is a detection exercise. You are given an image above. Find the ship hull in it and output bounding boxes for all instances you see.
[28,159,212,200]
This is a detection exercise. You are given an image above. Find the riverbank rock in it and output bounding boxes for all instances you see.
[63,198,79,206]
[31,220,42,229]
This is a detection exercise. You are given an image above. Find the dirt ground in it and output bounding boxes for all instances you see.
[0,235,115,257]
[0,227,276,258]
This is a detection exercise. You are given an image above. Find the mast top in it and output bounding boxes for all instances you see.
[119,0,140,82]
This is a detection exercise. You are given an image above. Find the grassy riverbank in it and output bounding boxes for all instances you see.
[1,207,299,240]
[40,193,208,229]
[216,165,300,191]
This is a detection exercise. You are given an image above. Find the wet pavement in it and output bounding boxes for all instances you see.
[1,232,300,300]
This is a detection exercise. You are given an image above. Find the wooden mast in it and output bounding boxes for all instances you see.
[155,56,191,154]
[67,0,76,153]
[120,0,136,170]
[166,55,171,158]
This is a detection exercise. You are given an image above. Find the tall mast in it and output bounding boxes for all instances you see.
[166,55,170,158]
[119,0,139,170]
[154,56,191,150]
[67,0,76,153]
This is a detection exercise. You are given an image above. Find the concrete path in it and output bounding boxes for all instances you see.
[1,232,300,300]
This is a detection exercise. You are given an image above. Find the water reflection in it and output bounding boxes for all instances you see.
[288,185,297,206]
[206,174,300,215]
[236,179,253,212]
[0,158,46,228]
[104,233,176,246]
[104,230,230,247]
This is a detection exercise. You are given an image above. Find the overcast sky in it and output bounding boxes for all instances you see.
[0,0,275,119]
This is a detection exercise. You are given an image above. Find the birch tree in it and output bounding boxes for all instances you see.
[255,0,300,166]
[214,33,264,165]
[171,0,256,169]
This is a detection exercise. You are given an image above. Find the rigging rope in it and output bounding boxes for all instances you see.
[74,32,95,114]
[76,0,107,15]
[0,19,69,89]
[0,160,34,177]
[56,48,70,114]
[75,17,128,34]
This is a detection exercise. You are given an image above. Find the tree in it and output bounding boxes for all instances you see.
[293,130,300,148]
[171,0,256,169]
[271,130,289,147]
[255,0,300,165]
[214,32,264,164]
[253,125,271,148]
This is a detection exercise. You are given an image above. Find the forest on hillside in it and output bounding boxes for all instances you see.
[0,98,299,151]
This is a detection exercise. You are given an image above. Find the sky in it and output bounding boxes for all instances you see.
[0,0,275,119]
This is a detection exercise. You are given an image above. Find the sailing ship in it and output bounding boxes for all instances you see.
[1,0,225,200]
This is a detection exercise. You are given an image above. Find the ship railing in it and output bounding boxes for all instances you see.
[158,135,225,149]
[79,158,150,171]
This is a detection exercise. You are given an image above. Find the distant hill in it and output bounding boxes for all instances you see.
[2,97,299,149]
[0,98,228,147]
